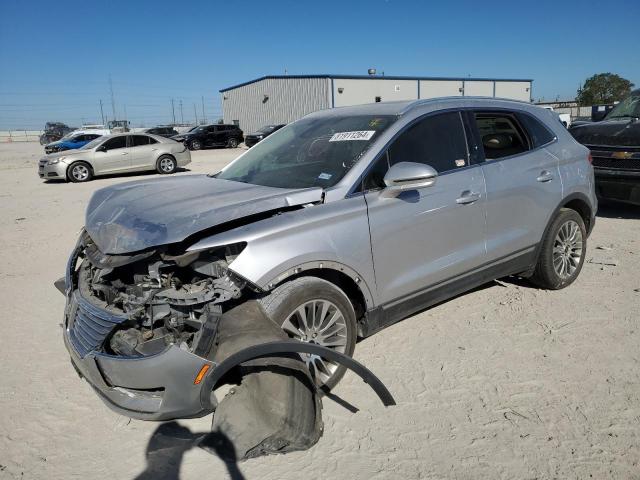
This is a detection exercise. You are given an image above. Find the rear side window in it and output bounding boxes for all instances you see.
[131,135,156,146]
[517,113,556,147]
[474,113,530,160]
[388,111,469,173]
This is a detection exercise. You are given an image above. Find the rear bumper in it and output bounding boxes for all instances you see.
[594,168,640,206]
[244,136,261,148]
[63,289,213,421]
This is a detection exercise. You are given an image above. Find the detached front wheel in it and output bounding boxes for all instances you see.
[260,276,357,391]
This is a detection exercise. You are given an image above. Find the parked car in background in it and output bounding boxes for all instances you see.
[39,122,74,145]
[39,133,190,182]
[542,106,572,128]
[45,133,103,154]
[569,89,640,206]
[244,124,286,147]
[108,120,130,133]
[171,124,243,150]
[58,98,596,422]
[139,126,179,138]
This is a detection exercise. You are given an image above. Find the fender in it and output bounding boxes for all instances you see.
[200,341,396,409]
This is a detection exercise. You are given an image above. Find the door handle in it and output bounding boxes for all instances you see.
[456,191,480,205]
[536,170,553,182]
[121,152,129,155]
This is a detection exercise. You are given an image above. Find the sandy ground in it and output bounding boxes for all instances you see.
[0,141,638,480]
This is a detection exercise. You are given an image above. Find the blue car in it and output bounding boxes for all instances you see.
[45,133,103,154]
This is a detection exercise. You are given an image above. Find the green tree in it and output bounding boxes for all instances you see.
[577,73,634,106]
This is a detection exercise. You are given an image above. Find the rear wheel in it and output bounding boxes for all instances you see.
[227,137,239,148]
[156,155,177,174]
[189,139,202,150]
[67,161,93,182]
[260,276,357,392]
[531,208,586,289]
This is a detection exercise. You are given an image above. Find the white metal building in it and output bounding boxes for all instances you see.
[220,75,533,133]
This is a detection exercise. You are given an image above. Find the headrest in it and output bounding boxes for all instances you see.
[483,133,513,149]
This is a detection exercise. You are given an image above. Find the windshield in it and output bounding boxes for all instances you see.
[216,114,396,189]
[81,137,104,150]
[606,92,640,120]
[257,125,276,134]
[60,132,75,140]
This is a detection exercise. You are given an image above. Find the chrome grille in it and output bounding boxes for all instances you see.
[69,292,127,358]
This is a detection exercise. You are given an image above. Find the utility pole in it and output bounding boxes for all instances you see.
[124,104,127,123]
[193,103,198,125]
[179,100,184,124]
[109,74,116,120]
[201,96,206,124]
[99,99,105,125]
[171,99,176,125]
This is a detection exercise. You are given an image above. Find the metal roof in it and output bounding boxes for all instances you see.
[219,74,533,92]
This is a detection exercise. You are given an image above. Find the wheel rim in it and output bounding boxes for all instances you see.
[229,139,237,147]
[281,299,348,386]
[159,158,175,172]
[192,141,200,149]
[71,165,89,181]
[552,220,583,279]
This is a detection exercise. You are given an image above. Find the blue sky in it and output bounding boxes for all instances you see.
[1,0,638,129]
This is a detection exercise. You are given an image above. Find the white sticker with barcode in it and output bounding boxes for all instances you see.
[329,130,376,142]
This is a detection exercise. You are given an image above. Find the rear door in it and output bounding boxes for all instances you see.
[93,136,130,173]
[470,110,561,262]
[364,111,487,306]
[129,134,159,170]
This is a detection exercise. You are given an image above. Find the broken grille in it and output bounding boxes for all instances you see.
[69,292,127,358]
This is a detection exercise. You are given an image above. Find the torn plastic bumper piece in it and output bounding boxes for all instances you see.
[200,341,396,409]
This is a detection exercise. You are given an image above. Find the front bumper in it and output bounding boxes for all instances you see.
[594,168,640,206]
[244,136,262,148]
[38,159,67,179]
[63,291,214,420]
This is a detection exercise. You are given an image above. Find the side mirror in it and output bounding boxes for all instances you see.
[383,162,437,194]
[96,145,107,152]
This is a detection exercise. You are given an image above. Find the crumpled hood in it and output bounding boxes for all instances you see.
[569,119,640,147]
[85,175,323,254]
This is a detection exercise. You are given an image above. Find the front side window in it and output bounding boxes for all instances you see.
[217,114,396,189]
[475,113,530,160]
[102,136,127,151]
[362,111,468,191]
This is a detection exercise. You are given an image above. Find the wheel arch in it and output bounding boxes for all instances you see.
[258,261,375,320]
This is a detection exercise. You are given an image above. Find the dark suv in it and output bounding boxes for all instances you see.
[569,89,640,205]
[171,124,244,150]
[141,126,179,138]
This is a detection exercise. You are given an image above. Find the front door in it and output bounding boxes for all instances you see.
[364,111,487,306]
[93,136,130,173]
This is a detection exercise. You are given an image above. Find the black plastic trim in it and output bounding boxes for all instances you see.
[200,341,396,408]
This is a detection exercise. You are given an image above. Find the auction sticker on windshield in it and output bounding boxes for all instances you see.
[329,130,376,142]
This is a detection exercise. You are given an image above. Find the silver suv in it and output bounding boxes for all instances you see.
[60,98,596,420]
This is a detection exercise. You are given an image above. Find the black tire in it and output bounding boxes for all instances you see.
[189,139,202,151]
[260,276,357,392]
[67,161,93,183]
[227,137,239,148]
[156,155,177,174]
[530,208,587,290]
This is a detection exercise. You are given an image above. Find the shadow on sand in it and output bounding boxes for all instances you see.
[134,422,245,480]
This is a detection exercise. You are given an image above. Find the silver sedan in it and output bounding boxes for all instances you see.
[38,133,191,182]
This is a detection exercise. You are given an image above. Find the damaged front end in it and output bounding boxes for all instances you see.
[61,230,394,459]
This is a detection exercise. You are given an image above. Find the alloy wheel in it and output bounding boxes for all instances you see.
[552,220,583,279]
[71,164,89,181]
[159,157,175,173]
[281,299,348,386]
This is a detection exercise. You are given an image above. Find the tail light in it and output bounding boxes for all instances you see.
[587,152,593,164]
